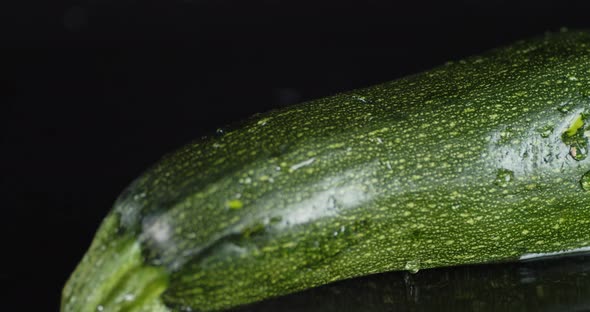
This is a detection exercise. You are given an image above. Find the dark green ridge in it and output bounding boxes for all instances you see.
[63,29,590,312]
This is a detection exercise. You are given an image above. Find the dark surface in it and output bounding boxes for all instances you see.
[232,254,590,312]
[3,1,590,311]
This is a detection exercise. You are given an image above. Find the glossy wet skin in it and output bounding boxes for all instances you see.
[62,30,590,312]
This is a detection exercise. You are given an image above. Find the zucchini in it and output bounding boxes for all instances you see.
[62,29,590,312]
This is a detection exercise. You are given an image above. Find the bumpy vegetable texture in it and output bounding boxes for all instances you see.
[63,29,590,312]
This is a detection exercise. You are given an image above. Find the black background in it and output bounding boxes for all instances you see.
[3,0,590,311]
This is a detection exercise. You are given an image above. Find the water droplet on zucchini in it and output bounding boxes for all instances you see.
[561,113,588,161]
[499,128,515,143]
[557,100,576,113]
[537,125,554,138]
[494,168,514,187]
[404,260,421,274]
[581,171,590,191]
[326,195,343,211]
[569,146,588,160]
[241,222,266,238]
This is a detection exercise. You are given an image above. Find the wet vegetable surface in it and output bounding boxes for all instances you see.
[62,30,590,312]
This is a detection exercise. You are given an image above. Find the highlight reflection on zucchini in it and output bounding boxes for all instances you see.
[62,29,590,312]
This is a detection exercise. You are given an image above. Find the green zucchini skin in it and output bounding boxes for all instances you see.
[62,30,590,312]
